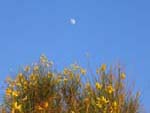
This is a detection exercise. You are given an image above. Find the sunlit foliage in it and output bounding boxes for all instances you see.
[1,55,141,113]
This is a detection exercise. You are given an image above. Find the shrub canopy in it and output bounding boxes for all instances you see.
[1,55,140,113]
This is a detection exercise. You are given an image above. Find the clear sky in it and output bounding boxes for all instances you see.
[0,0,150,112]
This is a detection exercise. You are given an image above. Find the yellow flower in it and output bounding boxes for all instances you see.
[23,80,28,85]
[109,106,113,113]
[29,74,36,81]
[97,96,109,104]
[6,88,12,96]
[12,91,19,97]
[69,72,74,79]
[106,85,115,94]
[40,54,48,64]
[100,64,106,72]
[96,103,102,108]
[80,68,86,75]
[47,72,53,78]
[16,82,21,87]
[120,72,126,79]
[95,82,102,90]
[63,68,69,75]
[44,101,49,108]
[100,96,109,104]
[113,101,117,109]
[34,66,39,71]
[22,96,27,101]
[63,78,68,83]
[71,111,75,113]
[23,81,28,89]
[13,102,22,111]
[37,105,43,111]
[18,73,23,78]
[96,64,106,74]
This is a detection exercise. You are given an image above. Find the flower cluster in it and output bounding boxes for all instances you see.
[1,56,141,113]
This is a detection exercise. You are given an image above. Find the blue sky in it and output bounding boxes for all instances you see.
[0,0,150,112]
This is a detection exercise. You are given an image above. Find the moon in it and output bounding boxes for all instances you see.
[70,18,76,25]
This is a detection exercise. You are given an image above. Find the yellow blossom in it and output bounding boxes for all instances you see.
[102,96,109,104]
[113,101,117,109]
[96,64,106,74]
[63,78,68,83]
[120,72,126,79]
[56,78,62,83]
[69,72,74,79]
[44,101,49,108]
[97,96,109,104]
[33,66,39,71]
[109,106,113,113]
[40,54,48,63]
[47,72,53,78]
[6,88,12,96]
[12,91,19,97]
[16,82,21,87]
[106,85,115,94]
[95,82,102,90]
[63,68,69,75]
[80,68,86,75]
[29,74,36,81]
[20,78,25,83]
[22,81,28,90]
[18,73,23,78]
[71,111,75,113]
[13,102,22,112]
[96,103,102,108]
[100,64,106,72]
[22,96,27,101]
[37,105,43,111]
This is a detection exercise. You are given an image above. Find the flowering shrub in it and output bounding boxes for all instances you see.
[1,55,141,113]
